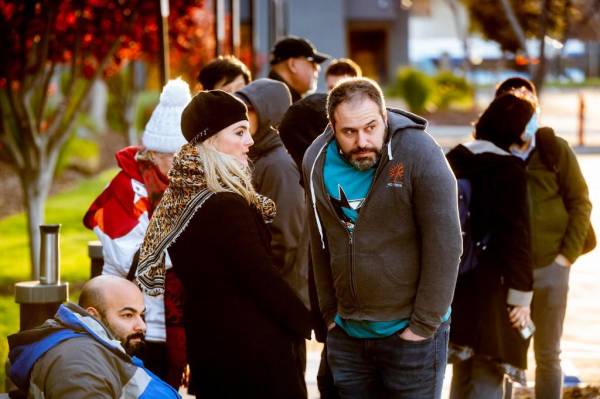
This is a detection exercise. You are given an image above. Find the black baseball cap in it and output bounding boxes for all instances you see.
[270,36,331,65]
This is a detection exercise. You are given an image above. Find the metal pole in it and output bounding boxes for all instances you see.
[578,92,586,147]
[232,0,241,58]
[39,225,60,285]
[216,0,225,55]
[158,0,170,87]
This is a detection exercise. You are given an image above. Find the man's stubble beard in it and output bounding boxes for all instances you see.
[341,147,382,171]
[101,315,146,356]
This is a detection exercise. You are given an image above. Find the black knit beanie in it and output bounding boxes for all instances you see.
[181,90,248,143]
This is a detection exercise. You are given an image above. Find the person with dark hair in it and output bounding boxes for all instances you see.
[325,58,362,91]
[495,77,592,399]
[136,90,311,398]
[278,92,340,399]
[279,93,329,170]
[303,77,461,398]
[8,276,180,398]
[197,55,251,92]
[446,90,536,398]
[269,36,330,102]
[495,76,537,98]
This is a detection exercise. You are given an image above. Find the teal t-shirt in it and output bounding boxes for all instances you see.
[323,140,374,229]
[324,140,450,338]
[323,140,407,337]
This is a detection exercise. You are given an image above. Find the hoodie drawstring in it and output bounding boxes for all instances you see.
[309,142,329,249]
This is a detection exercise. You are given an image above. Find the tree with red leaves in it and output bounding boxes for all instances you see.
[0,0,206,277]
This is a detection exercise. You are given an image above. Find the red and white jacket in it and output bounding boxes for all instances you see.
[84,147,169,342]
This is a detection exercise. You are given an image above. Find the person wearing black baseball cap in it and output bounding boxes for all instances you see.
[268,36,331,103]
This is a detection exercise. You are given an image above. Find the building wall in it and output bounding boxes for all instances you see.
[286,0,345,89]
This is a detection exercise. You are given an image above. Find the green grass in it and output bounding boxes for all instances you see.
[0,169,116,287]
[0,295,19,391]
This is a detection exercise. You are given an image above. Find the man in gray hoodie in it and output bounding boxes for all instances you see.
[302,77,461,398]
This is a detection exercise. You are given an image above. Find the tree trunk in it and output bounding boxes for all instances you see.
[445,0,471,75]
[125,62,140,146]
[499,0,534,76]
[21,165,52,280]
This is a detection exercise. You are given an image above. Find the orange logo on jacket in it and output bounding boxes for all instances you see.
[387,162,404,188]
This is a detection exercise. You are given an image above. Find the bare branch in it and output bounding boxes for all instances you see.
[24,4,57,93]
[36,60,56,130]
[499,0,533,74]
[48,36,124,154]
[65,4,85,98]
[0,97,26,170]
[6,77,42,171]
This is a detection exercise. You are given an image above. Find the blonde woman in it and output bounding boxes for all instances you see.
[136,90,311,399]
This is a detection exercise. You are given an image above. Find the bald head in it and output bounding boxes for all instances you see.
[79,275,140,312]
[79,275,147,355]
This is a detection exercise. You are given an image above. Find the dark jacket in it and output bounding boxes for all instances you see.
[168,192,311,398]
[8,303,179,399]
[446,140,533,369]
[302,108,462,338]
[526,135,591,267]
[268,70,302,103]
[236,79,309,306]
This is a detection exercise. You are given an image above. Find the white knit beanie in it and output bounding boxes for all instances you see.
[142,78,191,153]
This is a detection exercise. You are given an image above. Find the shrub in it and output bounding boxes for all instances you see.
[387,67,475,113]
[432,71,474,110]
[389,67,436,114]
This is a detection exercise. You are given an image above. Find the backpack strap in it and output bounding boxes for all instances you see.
[535,127,565,196]
[535,127,560,173]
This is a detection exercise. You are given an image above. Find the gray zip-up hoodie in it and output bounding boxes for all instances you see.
[301,108,462,338]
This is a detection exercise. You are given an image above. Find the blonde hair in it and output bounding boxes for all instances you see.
[197,139,258,206]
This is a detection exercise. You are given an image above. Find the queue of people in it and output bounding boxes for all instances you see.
[7,34,592,399]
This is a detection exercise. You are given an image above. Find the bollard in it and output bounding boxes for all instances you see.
[577,92,586,147]
[88,240,104,278]
[8,225,69,393]
[14,225,69,330]
[39,225,60,285]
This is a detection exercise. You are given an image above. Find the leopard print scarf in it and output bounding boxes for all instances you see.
[136,143,276,296]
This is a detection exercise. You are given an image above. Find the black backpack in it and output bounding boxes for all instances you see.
[535,127,596,254]
[457,177,492,274]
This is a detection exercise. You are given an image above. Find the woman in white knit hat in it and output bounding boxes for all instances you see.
[83,78,191,387]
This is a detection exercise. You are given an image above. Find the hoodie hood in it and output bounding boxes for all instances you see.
[235,78,292,139]
[8,303,126,391]
[248,127,284,161]
[303,107,428,248]
[115,146,143,181]
[386,107,428,134]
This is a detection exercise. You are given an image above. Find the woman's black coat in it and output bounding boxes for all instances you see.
[168,192,312,398]
[446,143,533,369]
